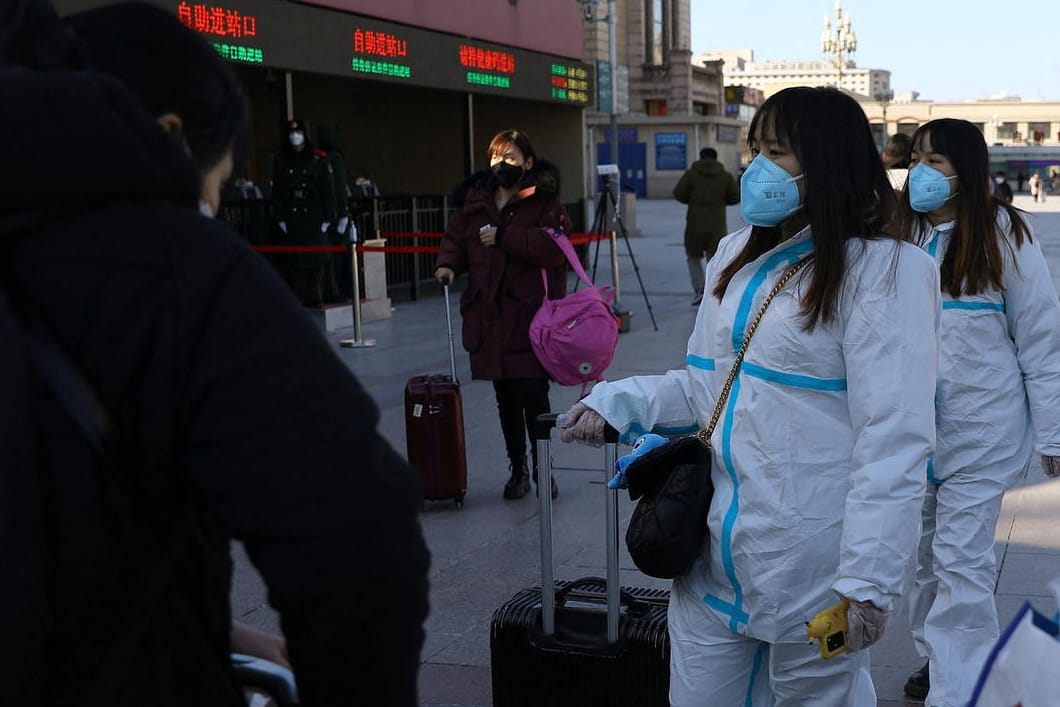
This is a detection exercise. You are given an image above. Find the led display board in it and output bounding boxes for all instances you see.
[168,0,592,105]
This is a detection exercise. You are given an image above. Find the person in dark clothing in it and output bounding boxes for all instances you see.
[993,170,1014,203]
[673,147,740,306]
[0,3,429,706]
[272,118,337,307]
[434,129,570,501]
[317,122,351,302]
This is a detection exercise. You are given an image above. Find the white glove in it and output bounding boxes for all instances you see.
[278,221,287,234]
[845,599,888,652]
[1041,455,1060,478]
[349,223,359,243]
[558,402,606,446]
[320,222,331,233]
[337,217,349,234]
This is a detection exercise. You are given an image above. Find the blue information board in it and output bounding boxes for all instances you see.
[655,132,687,170]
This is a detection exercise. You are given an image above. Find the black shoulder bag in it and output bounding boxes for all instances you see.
[623,258,810,579]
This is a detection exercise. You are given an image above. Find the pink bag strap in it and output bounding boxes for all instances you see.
[540,228,595,297]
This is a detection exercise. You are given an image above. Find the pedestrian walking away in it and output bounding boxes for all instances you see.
[898,117,1060,707]
[435,129,571,501]
[883,132,912,191]
[0,2,430,705]
[560,86,940,706]
[673,147,740,306]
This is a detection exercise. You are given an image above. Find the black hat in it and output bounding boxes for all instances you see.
[288,118,307,132]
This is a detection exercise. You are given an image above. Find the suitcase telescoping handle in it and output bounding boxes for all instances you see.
[534,413,621,642]
[443,284,458,383]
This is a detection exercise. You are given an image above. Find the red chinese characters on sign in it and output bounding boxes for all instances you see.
[459,45,515,74]
[177,2,256,38]
[353,29,408,58]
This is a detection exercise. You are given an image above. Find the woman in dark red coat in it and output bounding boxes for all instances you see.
[435,129,571,500]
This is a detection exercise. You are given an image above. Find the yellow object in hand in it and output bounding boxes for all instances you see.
[806,598,850,659]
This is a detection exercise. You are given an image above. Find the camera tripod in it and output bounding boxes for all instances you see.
[580,182,657,331]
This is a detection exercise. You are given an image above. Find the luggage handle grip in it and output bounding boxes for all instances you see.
[534,412,619,443]
[554,576,649,615]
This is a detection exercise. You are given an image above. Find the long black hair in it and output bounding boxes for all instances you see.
[714,86,901,328]
[897,118,1031,297]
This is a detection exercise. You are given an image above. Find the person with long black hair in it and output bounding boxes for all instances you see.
[560,87,940,704]
[0,2,429,705]
[898,118,1060,706]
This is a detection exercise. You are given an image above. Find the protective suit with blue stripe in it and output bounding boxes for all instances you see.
[579,223,940,705]
[906,213,1060,706]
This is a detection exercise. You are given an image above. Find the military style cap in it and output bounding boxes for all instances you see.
[288,118,307,132]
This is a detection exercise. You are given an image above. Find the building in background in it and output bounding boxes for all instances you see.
[581,0,742,199]
[54,0,595,204]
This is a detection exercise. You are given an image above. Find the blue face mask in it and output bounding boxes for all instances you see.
[908,163,958,213]
[740,154,805,227]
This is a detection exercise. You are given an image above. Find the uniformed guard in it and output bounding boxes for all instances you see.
[271,118,336,307]
[317,122,350,303]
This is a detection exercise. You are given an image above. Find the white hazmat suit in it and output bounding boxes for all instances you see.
[582,226,940,705]
[908,215,1060,707]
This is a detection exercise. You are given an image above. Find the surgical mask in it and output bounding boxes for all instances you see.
[492,161,524,189]
[198,200,215,218]
[908,163,958,213]
[289,131,305,148]
[994,176,1005,185]
[739,154,805,227]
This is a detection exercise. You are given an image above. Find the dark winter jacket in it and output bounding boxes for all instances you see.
[673,157,740,256]
[0,68,428,706]
[436,162,571,380]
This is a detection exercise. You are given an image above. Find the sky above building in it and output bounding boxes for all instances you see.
[691,0,1060,102]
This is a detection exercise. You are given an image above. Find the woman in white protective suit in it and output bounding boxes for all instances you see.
[559,86,941,706]
[897,118,1060,707]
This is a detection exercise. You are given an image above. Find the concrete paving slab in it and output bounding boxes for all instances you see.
[229,198,1060,706]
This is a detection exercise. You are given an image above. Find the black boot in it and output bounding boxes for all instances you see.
[502,460,530,500]
[531,466,559,500]
[903,661,929,700]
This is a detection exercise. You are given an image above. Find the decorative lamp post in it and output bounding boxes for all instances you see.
[821,0,856,90]
[579,0,619,173]
[874,89,894,155]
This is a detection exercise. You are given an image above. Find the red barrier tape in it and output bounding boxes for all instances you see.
[251,232,611,255]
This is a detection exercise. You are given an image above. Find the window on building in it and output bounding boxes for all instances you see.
[646,0,667,65]
[646,99,669,116]
[1029,122,1049,144]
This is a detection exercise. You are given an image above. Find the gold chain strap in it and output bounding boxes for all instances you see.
[696,257,811,445]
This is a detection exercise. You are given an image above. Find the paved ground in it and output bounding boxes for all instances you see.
[230,193,1060,706]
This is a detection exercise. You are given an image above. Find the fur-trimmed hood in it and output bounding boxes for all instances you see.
[450,159,561,207]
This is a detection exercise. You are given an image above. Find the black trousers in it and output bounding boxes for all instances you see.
[492,378,551,472]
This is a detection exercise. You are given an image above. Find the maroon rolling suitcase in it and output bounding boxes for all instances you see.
[404,285,468,508]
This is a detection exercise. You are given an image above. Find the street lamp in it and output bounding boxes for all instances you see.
[821,0,856,90]
[874,89,893,155]
[579,0,619,173]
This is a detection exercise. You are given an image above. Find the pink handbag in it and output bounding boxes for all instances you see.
[530,229,619,389]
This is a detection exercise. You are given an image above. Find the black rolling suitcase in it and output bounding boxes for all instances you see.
[490,414,671,706]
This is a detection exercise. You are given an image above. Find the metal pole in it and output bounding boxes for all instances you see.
[339,228,376,348]
[284,71,294,120]
[607,0,618,173]
[610,228,621,302]
[538,433,555,635]
[604,440,619,642]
